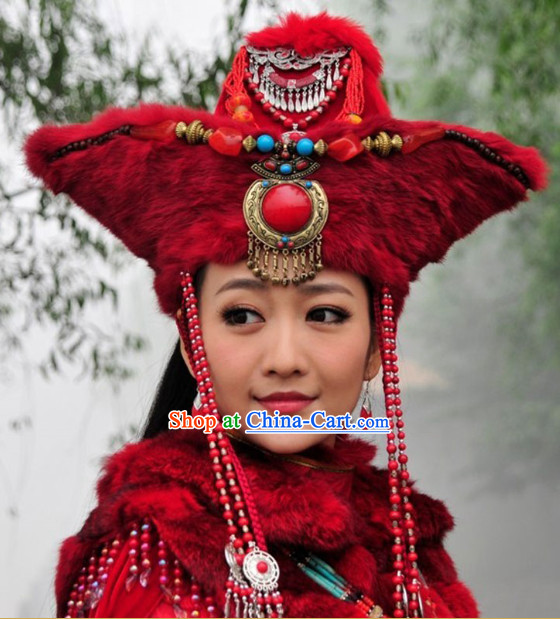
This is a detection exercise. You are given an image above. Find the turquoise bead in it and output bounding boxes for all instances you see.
[296,138,314,156]
[305,181,312,188]
[279,163,293,175]
[256,134,275,153]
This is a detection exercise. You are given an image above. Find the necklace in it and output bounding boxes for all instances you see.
[224,429,355,473]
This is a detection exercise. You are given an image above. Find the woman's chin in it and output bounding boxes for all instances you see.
[244,431,335,454]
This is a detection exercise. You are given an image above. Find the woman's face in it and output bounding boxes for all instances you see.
[178,260,381,454]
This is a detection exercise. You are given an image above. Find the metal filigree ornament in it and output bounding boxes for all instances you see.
[243,138,329,286]
[247,45,349,116]
[224,542,253,618]
[224,543,284,618]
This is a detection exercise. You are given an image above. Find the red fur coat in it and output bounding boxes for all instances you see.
[55,428,479,618]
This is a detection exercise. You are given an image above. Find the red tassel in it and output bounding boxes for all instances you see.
[223,46,249,98]
[336,48,365,121]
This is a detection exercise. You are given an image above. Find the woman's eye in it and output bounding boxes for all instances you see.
[221,306,350,326]
[308,307,350,324]
[222,308,262,326]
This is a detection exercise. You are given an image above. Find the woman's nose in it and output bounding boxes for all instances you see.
[260,318,309,377]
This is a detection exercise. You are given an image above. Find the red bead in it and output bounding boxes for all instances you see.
[264,159,277,171]
[208,127,243,156]
[310,111,319,120]
[262,184,312,233]
[402,126,446,154]
[130,120,176,141]
[283,118,293,128]
[298,120,308,129]
[394,610,404,618]
[273,111,282,120]
[257,561,269,574]
[254,92,264,102]
[263,102,272,112]
[340,67,350,77]
[327,133,365,162]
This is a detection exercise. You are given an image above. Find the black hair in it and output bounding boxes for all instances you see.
[140,268,376,440]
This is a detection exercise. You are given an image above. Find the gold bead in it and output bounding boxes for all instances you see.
[362,136,375,151]
[391,134,403,151]
[260,271,270,281]
[308,271,316,280]
[373,131,392,157]
[202,129,214,144]
[243,135,257,152]
[281,278,289,286]
[247,259,254,269]
[314,139,328,156]
[186,120,205,144]
[175,121,187,139]
[252,267,261,276]
[271,276,281,285]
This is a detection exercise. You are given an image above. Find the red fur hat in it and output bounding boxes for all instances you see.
[24,12,547,321]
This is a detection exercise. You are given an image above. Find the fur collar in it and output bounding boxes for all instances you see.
[56,429,455,616]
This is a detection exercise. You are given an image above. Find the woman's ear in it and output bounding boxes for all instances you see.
[176,309,195,379]
[365,341,382,381]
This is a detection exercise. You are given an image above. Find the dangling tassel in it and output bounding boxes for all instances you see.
[223,47,255,123]
[223,46,249,98]
[247,233,324,286]
[375,286,422,618]
[336,49,365,123]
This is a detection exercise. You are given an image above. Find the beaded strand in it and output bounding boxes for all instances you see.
[178,271,284,618]
[63,518,219,618]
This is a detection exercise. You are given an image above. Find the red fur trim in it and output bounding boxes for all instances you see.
[24,104,548,322]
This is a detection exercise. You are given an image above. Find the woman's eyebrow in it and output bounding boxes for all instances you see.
[216,278,354,297]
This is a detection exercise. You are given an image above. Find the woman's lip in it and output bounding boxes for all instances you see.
[255,398,316,415]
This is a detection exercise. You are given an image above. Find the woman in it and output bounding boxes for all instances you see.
[25,11,547,618]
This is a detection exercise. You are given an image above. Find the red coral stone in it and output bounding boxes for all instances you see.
[262,184,312,233]
[130,120,176,141]
[327,133,364,162]
[401,126,445,154]
[208,126,243,156]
